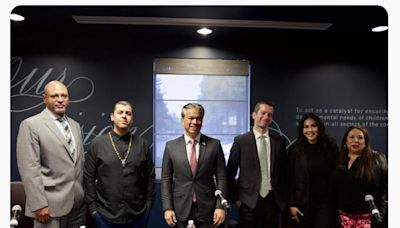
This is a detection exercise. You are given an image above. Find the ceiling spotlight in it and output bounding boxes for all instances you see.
[10,13,25,21]
[372,26,388,32]
[197,27,212,36]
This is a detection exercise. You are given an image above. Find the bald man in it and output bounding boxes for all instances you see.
[16,80,86,227]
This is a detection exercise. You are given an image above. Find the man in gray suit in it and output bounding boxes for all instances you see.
[16,80,86,227]
[162,103,227,228]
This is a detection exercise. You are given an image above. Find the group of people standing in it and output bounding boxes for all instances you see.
[16,80,387,228]
[287,114,387,228]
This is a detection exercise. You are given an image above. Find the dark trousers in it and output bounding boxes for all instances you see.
[239,191,281,228]
[177,203,211,228]
[176,203,225,228]
[94,212,145,228]
[282,203,335,228]
[305,204,334,228]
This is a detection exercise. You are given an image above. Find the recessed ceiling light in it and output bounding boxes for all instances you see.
[10,13,25,22]
[197,27,212,36]
[372,26,388,32]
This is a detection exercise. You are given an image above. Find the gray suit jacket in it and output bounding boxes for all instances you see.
[16,109,85,218]
[161,134,227,223]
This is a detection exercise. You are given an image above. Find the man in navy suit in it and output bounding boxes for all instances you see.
[161,103,227,228]
[227,101,288,228]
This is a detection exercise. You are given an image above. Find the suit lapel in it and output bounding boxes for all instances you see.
[249,130,275,173]
[196,134,207,174]
[181,134,205,178]
[177,136,193,177]
[269,132,276,175]
[41,110,75,162]
[41,111,66,146]
[248,131,259,159]
[67,117,81,163]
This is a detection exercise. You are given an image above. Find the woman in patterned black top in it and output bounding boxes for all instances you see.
[332,125,387,228]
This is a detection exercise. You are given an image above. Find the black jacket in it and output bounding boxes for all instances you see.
[288,139,338,208]
[371,151,388,220]
[227,130,288,210]
[332,150,388,228]
[370,150,388,226]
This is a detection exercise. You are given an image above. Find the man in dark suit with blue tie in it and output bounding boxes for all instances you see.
[161,103,227,228]
[227,101,288,228]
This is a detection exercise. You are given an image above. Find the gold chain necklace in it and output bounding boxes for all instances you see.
[108,131,132,168]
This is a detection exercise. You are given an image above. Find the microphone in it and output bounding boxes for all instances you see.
[10,204,22,226]
[365,195,382,223]
[214,190,230,211]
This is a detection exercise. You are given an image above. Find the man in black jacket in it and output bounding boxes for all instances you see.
[227,101,288,228]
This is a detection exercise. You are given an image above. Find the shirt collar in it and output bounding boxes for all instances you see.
[111,130,131,141]
[253,128,269,139]
[184,133,201,145]
[45,108,65,120]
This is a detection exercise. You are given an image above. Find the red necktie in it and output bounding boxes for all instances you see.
[190,140,197,175]
[190,140,197,201]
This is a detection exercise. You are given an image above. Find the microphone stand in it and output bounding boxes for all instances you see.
[10,205,21,228]
[224,203,231,228]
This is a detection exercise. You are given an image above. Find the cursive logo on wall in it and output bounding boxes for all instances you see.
[11,56,95,112]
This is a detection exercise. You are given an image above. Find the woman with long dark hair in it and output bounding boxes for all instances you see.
[287,113,338,228]
[332,125,387,228]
